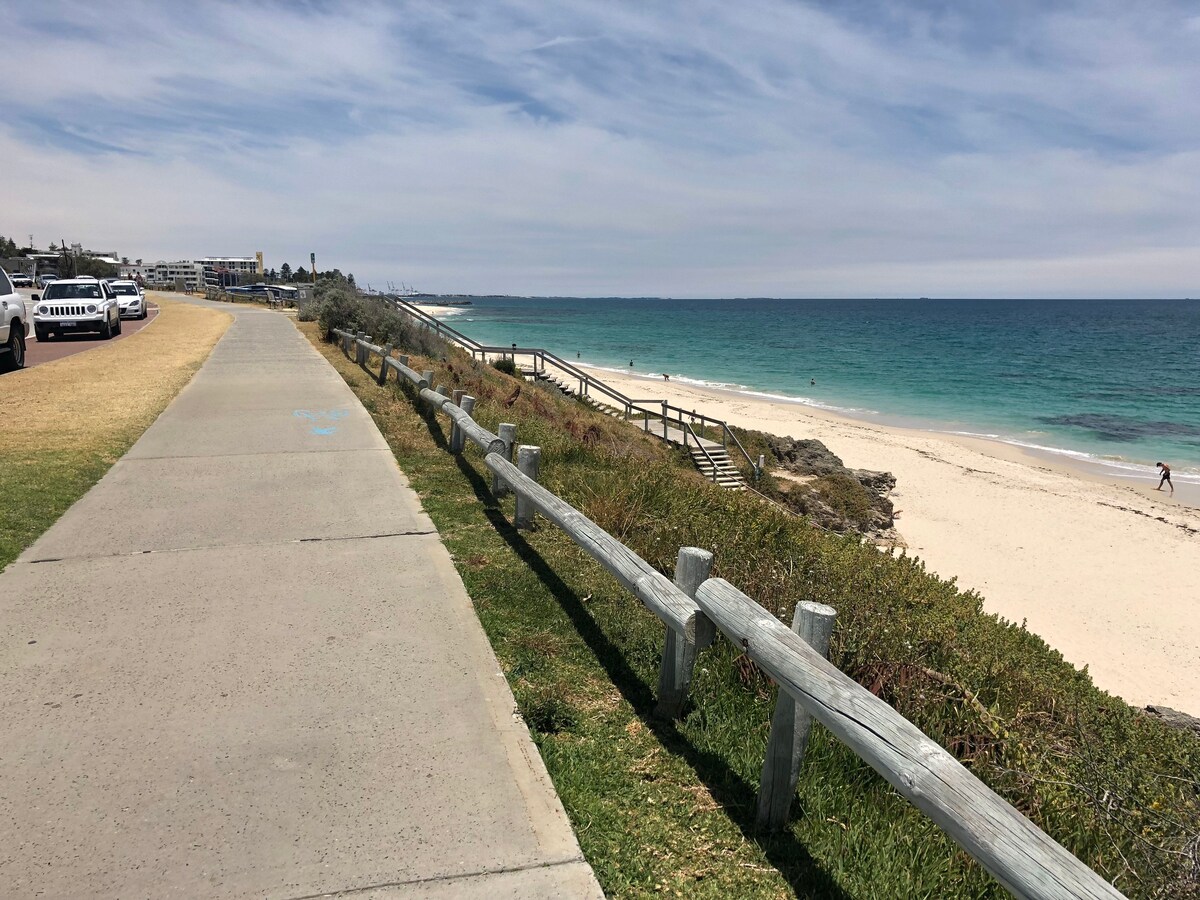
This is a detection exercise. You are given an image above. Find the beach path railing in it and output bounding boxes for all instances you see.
[376,295,761,477]
[331,327,1129,900]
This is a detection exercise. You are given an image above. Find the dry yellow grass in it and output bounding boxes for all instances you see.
[3,295,231,449]
[0,295,231,568]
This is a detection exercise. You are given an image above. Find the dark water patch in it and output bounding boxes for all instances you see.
[1074,389,1138,401]
[1038,413,1200,442]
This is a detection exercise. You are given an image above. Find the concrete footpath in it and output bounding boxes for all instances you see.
[0,305,603,898]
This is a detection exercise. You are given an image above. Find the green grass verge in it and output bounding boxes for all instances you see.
[304,320,1199,900]
[0,450,119,568]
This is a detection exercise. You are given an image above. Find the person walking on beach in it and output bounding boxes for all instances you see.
[1156,462,1173,494]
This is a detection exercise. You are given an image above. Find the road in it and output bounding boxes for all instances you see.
[7,289,159,371]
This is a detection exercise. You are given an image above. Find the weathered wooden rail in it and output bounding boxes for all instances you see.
[333,328,1128,900]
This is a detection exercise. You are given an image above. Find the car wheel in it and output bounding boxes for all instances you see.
[140,306,148,319]
[1,327,25,371]
[100,318,113,340]
[35,325,49,342]
[114,316,122,336]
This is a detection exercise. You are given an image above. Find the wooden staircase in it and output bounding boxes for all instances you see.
[522,367,746,490]
[689,445,746,490]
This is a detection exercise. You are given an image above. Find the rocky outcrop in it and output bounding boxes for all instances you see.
[766,436,898,538]
[1143,705,1200,737]
[765,436,845,475]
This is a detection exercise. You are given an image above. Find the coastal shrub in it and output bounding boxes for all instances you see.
[314,281,359,340]
[492,357,518,375]
[310,327,1200,899]
[315,285,444,358]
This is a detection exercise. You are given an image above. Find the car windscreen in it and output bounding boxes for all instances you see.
[44,284,102,300]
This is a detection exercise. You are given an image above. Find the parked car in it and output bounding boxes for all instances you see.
[10,272,33,287]
[32,277,122,341]
[107,280,148,319]
[0,268,30,370]
[37,274,57,288]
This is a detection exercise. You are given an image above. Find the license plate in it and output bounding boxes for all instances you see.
[61,321,77,327]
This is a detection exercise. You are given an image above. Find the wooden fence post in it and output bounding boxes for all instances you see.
[514,445,541,529]
[379,344,392,384]
[355,331,365,363]
[398,354,409,367]
[450,390,466,451]
[662,401,668,440]
[492,423,517,496]
[655,547,713,719]
[451,396,475,453]
[755,600,837,830]
[422,370,434,388]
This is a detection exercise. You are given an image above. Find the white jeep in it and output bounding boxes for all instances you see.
[0,267,29,371]
[33,277,122,341]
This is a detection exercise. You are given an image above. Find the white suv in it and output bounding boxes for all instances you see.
[33,277,122,341]
[1,267,29,370]
[108,280,147,319]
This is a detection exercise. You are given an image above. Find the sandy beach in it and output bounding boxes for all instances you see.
[573,364,1200,716]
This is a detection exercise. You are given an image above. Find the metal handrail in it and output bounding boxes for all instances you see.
[681,421,727,485]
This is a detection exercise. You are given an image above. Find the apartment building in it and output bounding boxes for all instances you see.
[117,254,262,290]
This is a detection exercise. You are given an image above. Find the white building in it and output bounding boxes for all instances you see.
[198,256,260,275]
[199,255,262,287]
[114,253,262,289]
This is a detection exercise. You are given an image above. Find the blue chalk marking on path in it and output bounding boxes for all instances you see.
[294,408,351,435]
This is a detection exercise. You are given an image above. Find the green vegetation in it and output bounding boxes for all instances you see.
[303,302,1199,899]
[305,279,442,357]
[492,357,519,376]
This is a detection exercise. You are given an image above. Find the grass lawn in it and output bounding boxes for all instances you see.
[0,297,231,570]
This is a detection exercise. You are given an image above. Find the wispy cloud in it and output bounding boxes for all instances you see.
[2,0,1198,296]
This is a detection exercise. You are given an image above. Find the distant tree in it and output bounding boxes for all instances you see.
[347,273,355,287]
[279,262,292,281]
[291,263,308,282]
[267,267,278,281]
[0,235,18,256]
[57,251,116,279]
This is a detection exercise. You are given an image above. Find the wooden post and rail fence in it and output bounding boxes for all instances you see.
[334,328,1126,900]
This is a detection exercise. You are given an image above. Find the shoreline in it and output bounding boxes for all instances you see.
[571,362,1200,715]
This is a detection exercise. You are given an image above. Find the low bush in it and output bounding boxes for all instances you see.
[313,280,444,357]
[492,357,518,376]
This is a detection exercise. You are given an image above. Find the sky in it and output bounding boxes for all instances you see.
[3,1,1199,298]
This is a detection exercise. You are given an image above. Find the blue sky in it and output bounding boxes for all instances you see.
[3,1,1199,297]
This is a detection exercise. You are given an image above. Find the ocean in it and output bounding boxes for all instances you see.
[427,296,1200,483]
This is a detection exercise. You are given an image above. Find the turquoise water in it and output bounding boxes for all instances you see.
[432,297,1200,482]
